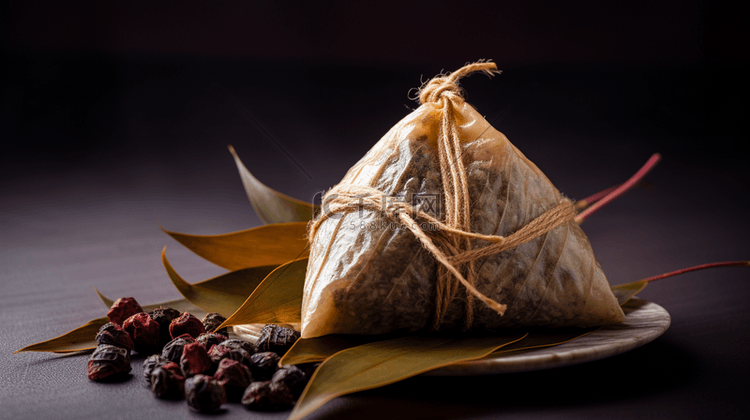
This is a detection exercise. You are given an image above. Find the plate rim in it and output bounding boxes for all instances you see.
[425,298,671,376]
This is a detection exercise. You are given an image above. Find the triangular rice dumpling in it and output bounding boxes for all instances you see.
[301,66,625,339]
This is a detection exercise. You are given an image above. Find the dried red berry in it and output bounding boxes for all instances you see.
[185,374,227,412]
[241,380,295,411]
[201,312,228,336]
[169,312,205,339]
[122,312,161,354]
[106,297,143,325]
[150,361,185,399]
[87,344,131,381]
[95,322,134,351]
[180,342,213,377]
[214,358,252,401]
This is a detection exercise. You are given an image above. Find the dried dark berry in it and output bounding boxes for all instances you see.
[184,374,227,412]
[201,312,228,336]
[248,351,281,381]
[272,365,308,397]
[169,312,205,339]
[87,344,131,381]
[256,324,300,355]
[180,342,213,377]
[161,334,195,363]
[196,332,227,350]
[142,354,169,384]
[148,307,181,347]
[208,344,252,370]
[95,322,134,351]
[122,312,161,354]
[219,338,255,355]
[106,297,143,325]
[150,361,185,399]
[213,358,252,401]
[241,380,295,411]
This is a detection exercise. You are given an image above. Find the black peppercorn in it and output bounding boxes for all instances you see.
[201,312,228,336]
[95,322,134,351]
[272,365,308,397]
[87,344,131,381]
[241,380,296,411]
[248,351,281,381]
[256,324,300,355]
[150,361,185,399]
[162,334,195,363]
[196,332,227,350]
[184,374,227,412]
[214,358,252,401]
[148,307,181,347]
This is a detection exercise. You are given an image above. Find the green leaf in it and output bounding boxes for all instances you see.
[289,333,527,420]
[229,145,318,224]
[219,258,308,328]
[611,281,648,306]
[162,222,310,271]
[161,247,279,317]
[15,296,206,354]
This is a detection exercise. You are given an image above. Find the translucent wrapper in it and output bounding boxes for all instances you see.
[302,101,625,338]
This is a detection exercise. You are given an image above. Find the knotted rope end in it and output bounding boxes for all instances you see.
[417,60,501,105]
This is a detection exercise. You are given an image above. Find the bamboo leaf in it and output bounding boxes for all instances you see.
[219,258,308,328]
[94,287,115,308]
[16,297,206,354]
[282,281,645,365]
[289,333,527,420]
[15,317,109,354]
[229,145,318,224]
[162,222,310,271]
[611,281,648,306]
[490,328,599,355]
[161,247,279,317]
[281,335,386,366]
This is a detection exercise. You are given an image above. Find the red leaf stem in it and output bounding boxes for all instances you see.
[575,153,661,224]
[639,261,750,283]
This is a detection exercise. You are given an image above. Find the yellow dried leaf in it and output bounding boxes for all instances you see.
[162,222,309,271]
[218,258,307,329]
[229,145,318,224]
[288,333,526,420]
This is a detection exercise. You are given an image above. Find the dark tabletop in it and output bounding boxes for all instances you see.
[2,2,749,419]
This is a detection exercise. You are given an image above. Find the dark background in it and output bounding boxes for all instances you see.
[2,1,749,419]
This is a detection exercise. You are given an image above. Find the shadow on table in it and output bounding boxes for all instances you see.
[306,337,698,420]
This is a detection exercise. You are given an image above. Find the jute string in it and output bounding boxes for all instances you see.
[308,61,576,329]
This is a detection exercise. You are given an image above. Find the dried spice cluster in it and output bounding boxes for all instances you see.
[87,297,311,413]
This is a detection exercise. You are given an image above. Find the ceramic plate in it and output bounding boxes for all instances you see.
[426,298,670,376]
